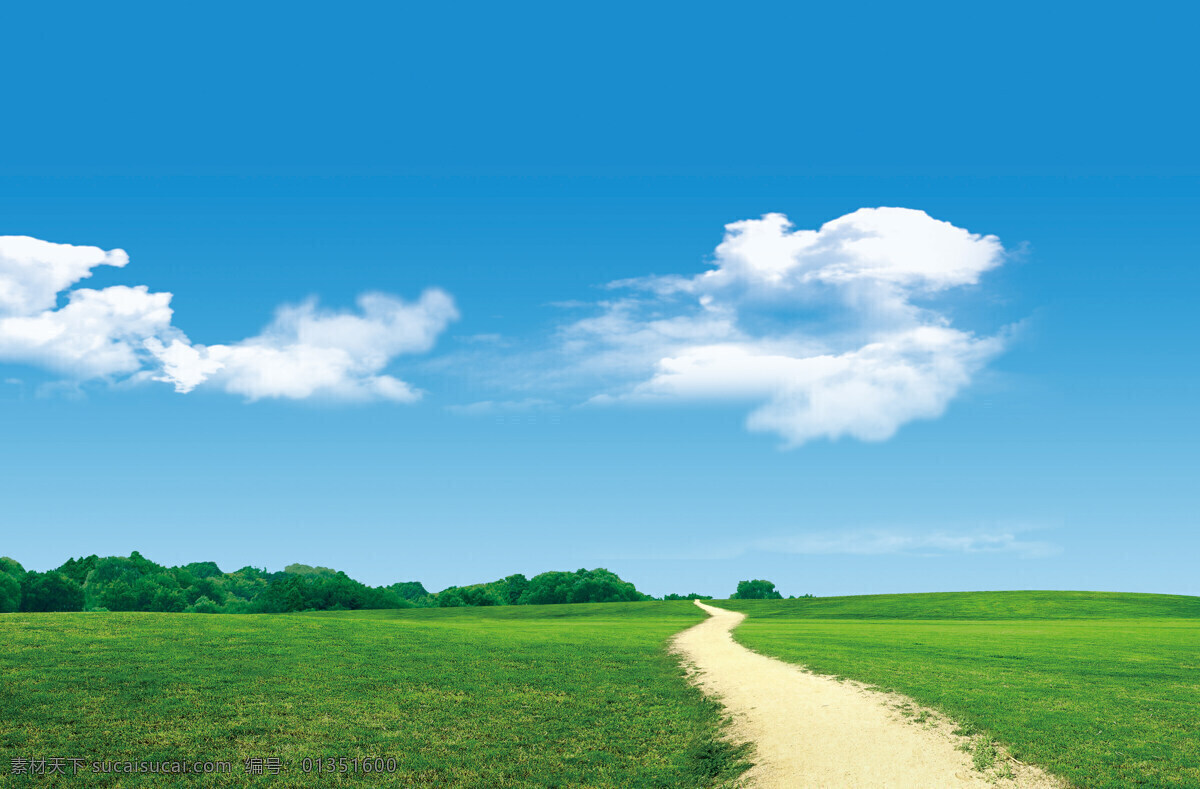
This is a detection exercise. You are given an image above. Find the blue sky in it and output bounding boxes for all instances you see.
[1,2,1197,597]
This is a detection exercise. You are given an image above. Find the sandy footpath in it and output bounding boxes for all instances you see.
[672,601,1062,789]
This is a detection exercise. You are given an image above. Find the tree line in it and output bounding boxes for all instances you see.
[0,553,747,613]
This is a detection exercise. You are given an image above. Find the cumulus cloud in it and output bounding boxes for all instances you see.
[0,235,129,316]
[565,207,1009,445]
[147,290,458,401]
[706,208,1002,291]
[0,285,176,379]
[0,235,456,402]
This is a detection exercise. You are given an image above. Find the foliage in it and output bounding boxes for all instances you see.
[0,602,750,787]
[55,554,98,585]
[713,591,1200,788]
[0,556,25,578]
[185,595,222,614]
[183,561,224,579]
[284,563,340,577]
[0,572,21,613]
[386,581,434,607]
[436,585,499,607]
[19,571,84,612]
[432,568,648,608]
[0,557,24,612]
[731,579,783,599]
[0,553,654,614]
[519,568,648,605]
[4,552,420,615]
[663,593,713,600]
[252,571,413,613]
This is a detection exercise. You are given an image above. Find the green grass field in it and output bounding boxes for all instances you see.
[0,602,748,788]
[713,591,1200,788]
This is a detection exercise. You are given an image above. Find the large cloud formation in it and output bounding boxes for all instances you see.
[0,235,456,401]
[2,209,1009,440]
[569,207,1008,445]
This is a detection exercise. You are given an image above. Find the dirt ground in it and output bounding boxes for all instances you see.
[671,601,1064,789]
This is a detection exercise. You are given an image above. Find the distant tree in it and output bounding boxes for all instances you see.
[0,557,24,613]
[186,595,221,614]
[521,571,574,605]
[500,574,529,605]
[183,561,223,579]
[388,581,430,601]
[459,586,500,606]
[148,584,186,613]
[732,579,783,600]
[82,556,142,610]
[663,593,713,601]
[55,555,99,585]
[383,582,432,607]
[99,580,140,611]
[284,563,339,577]
[0,573,20,613]
[186,577,226,606]
[0,556,26,578]
[20,571,84,612]
[255,575,309,613]
[0,552,664,614]
[520,568,645,605]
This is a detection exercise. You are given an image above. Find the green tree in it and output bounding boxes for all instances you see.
[0,573,20,613]
[100,580,140,611]
[0,556,25,578]
[500,574,529,605]
[0,556,23,613]
[20,571,85,612]
[183,561,223,579]
[732,579,783,600]
[55,555,99,585]
[186,595,221,613]
[284,563,339,577]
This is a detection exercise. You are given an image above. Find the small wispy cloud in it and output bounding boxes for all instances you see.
[459,333,507,345]
[446,398,557,416]
[752,526,1061,559]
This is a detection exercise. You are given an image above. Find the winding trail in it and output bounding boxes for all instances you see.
[672,601,1060,789]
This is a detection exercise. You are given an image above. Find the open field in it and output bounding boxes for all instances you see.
[0,602,748,787]
[713,591,1200,788]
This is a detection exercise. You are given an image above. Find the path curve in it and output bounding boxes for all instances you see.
[672,600,1060,789]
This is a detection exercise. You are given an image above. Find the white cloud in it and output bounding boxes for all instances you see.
[706,208,1002,291]
[0,285,177,379]
[0,235,128,317]
[563,207,1010,445]
[148,290,458,401]
[0,235,457,402]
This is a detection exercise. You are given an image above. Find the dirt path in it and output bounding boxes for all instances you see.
[672,601,1061,789]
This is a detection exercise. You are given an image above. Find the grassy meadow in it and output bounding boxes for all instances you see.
[0,602,748,788]
[714,591,1200,788]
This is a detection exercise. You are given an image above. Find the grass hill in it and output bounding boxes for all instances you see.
[712,591,1200,787]
[716,589,1200,619]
